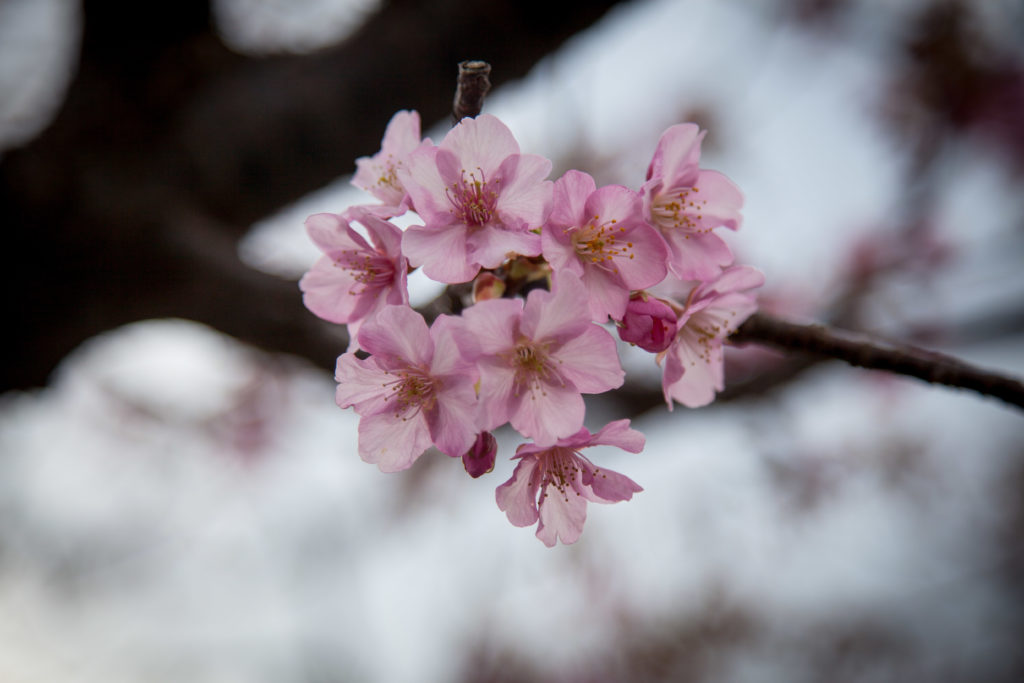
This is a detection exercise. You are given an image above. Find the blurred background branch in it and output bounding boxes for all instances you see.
[0,0,625,390]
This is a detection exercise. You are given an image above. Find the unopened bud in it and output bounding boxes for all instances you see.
[462,431,498,478]
[472,272,506,302]
[618,293,678,353]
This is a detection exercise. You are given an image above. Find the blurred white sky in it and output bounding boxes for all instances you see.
[2,0,1024,681]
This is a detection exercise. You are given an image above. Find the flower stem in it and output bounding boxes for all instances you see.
[729,312,1024,410]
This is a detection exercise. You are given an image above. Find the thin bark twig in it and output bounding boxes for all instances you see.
[452,60,492,123]
[729,312,1024,410]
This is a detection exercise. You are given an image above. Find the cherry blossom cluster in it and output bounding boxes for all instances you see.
[300,111,763,546]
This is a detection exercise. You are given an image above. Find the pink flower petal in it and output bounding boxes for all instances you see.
[587,419,646,453]
[358,408,433,472]
[536,480,588,547]
[299,256,373,324]
[494,153,555,227]
[442,114,520,174]
[496,456,541,527]
[578,267,631,321]
[583,463,644,504]
[691,169,743,232]
[397,144,449,223]
[520,272,591,342]
[428,314,481,376]
[475,359,518,431]
[647,123,704,186]
[664,231,735,281]
[606,222,669,289]
[465,224,542,269]
[662,325,725,408]
[402,224,479,283]
[540,226,586,278]
[334,354,389,413]
[508,379,586,447]
[547,169,596,226]
[551,325,625,394]
[356,305,433,368]
[352,110,423,206]
[305,212,369,254]
[425,373,479,457]
[351,208,405,256]
[460,299,523,355]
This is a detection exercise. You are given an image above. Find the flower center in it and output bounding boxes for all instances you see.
[383,369,437,419]
[506,339,564,398]
[678,308,735,365]
[538,449,601,503]
[571,215,633,269]
[447,168,498,226]
[335,250,396,295]
[651,185,708,233]
[374,155,402,191]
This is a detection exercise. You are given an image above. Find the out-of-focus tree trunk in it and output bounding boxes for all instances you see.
[1,0,625,390]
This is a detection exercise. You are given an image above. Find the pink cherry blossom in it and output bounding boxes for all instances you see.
[618,292,678,353]
[335,306,480,472]
[299,207,409,344]
[459,272,624,446]
[352,110,426,211]
[661,265,764,409]
[642,123,744,281]
[496,420,644,547]
[541,170,667,321]
[397,114,553,283]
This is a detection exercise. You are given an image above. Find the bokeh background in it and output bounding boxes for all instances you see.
[2,0,1023,681]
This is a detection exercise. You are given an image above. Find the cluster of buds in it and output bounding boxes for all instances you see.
[300,110,763,546]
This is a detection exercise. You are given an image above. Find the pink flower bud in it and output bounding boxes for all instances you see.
[472,272,506,302]
[618,293,678,353]
[462,431,498,478]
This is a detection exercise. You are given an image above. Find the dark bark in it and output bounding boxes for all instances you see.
[1,0,625,390]
[729,313,1024,410]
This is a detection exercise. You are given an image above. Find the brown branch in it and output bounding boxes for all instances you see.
[729,312,1024,410]
[452,60,492,123]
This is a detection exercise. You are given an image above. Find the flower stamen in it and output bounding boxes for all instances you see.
[571,215,633,270]
[446,167,499,226]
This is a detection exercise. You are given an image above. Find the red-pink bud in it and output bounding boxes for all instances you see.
[618,294,678,353]
[472,272,506,302]
[462,431,498,478]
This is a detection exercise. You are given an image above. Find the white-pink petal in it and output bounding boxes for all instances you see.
[546,169,594,226]
[465,224,542,269]
[587,419,646,453]
[460,299,523,355]
[443,114,520,174]
[648,123,704,186]
[356,305,433,368]
[664,231,735,282]
[691,169,743,232]
[358,408,433,472]
[494,153,554,227]
[520,272,591,342]
[401,224,479,283]
[536,480,588,547]
[662,326,724,409]
[334,354,389,412]
[551,325,625,394]
[425,374,479,457]
[508,379,586,447]
[495,456,541,527]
